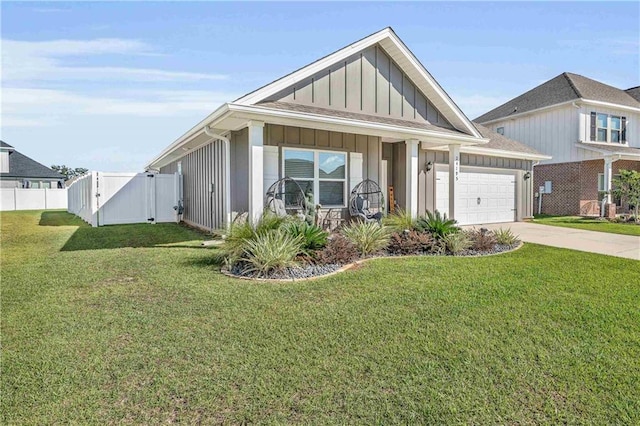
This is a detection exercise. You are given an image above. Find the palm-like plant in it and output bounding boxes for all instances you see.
[382,208,417,232]
[282,221,328,253]
[416,210,459,240]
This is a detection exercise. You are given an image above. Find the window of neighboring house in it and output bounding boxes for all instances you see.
[31,181,40,189]
[42,182,51,189]
[593,112,625,143]
[497,127,505,135]
[283,148,347,207]
[598,173,605,192]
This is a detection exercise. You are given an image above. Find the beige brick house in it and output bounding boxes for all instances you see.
[476,73,640,216]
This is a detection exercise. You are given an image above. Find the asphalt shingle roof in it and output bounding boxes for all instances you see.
[255,101,465,136]
[625,86,640,102]
[0,141,64,180]
[475,72,640,123]
[471,122,546,156]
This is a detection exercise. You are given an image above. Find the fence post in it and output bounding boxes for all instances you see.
[14,187,17,211]
[91,171,99,227]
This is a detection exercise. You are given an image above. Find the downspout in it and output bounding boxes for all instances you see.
[204,126,232,228]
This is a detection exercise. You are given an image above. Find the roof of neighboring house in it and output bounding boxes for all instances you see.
[475,72,640,123]
[626,86,640,102]
[471,122,547,157]
[576,142,640,159]
[0,142,64,180]
[1,141,15,150]
[255,101,466,136]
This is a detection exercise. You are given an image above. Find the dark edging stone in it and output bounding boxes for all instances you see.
[221,242,524,282]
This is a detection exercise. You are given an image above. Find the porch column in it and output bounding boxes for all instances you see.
[405,139,419,217]
[603,156,614,204]
[448,144,460,220]
[247,120,265,223]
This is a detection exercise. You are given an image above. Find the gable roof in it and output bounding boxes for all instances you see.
[234,27,481,138]
[626,86,640,102]
[0,143,64,180]
[1,141,15,150]
[475,72,640,123]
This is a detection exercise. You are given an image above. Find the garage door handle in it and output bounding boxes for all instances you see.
[477,197,481,205]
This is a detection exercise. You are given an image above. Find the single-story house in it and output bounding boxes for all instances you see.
[475,73,640,216]
[146,27,549,230]
[0,141,65,189]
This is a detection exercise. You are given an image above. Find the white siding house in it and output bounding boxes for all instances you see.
[477,73,640,216]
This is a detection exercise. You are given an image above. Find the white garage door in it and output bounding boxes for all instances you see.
[435,169,516,225]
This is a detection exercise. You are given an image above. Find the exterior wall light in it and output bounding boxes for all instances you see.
[523,171,531,180]
[425,161,433,172]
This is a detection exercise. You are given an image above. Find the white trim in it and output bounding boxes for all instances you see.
[479,98,640,126]
[575,143,640,160]
[230,104,486,144]
[461,145,551,161]
[282,146,348,209]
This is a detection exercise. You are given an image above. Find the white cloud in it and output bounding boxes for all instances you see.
[2,87,239,126]
[2,38,228,82]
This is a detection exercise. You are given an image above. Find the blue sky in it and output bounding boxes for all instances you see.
[2,1,638,172]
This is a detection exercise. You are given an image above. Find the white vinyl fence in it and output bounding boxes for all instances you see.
[67,172,181,227]
[0,188,68,211]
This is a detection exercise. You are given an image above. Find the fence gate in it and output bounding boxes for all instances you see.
[68,172,181,227]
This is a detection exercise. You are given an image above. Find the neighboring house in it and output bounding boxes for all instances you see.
[476,73,640,216]
[146,27,548,230]
[0,141,65,189]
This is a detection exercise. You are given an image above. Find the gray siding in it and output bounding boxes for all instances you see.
[159,139,228,231]
[265,124,381,184]
[231,128,249,214]
[266,44,453,129]
[417,149,534,219]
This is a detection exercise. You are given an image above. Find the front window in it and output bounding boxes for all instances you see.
[598,173,605,192]
[284,148,347,207]
[594,112,624,143]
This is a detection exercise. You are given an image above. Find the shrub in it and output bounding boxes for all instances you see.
[416,210,459,240]
[383,209,417,232]
[466,227,497,251]
[493,227,519,246]
[241,229,304,276]
[282,221,328,253]
[314,234,360,265]
[442,232,471,255]
[216,213,292,264]
[341,221,392,256]
[387,230,435,255]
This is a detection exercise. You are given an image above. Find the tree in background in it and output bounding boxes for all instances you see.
[612,169,640,221]
[50,165,89,180]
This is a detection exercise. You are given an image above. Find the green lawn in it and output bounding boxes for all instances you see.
[2,210,639,424]
[533,214,640,236]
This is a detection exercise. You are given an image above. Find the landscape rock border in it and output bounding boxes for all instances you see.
[221,241,525,282]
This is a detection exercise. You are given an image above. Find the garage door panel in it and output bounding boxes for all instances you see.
[435,169,516,226]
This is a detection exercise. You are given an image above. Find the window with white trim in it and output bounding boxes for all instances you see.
[593,112,625,143]
[598,173,605,192]
[283,148,347,207]
[496,127,505,135]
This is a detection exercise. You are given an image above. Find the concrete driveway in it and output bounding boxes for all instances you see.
[466,222,640,260]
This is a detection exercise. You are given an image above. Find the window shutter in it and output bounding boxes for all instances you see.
[621,117,627,142]
[263,146,279,202]
[349,152,363,192]
[589,112,596,141]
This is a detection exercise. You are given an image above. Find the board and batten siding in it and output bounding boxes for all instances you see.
[578,107,639,149]
[265,44,453,129]
[484,105,640,164]
[264,124,382,186]
[417,150,534,219]
[159,139,228,231]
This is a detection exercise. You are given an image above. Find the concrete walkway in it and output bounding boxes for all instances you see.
[465,222,640,260]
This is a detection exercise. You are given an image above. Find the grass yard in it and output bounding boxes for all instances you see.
[534,214,640,236]
[2,210,639,424]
